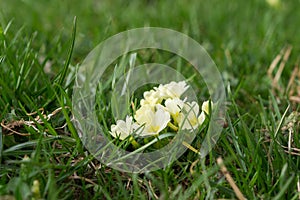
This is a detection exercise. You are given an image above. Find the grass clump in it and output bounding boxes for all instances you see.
[0,0,300,199]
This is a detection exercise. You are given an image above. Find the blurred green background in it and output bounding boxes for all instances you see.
[1,0,299,99]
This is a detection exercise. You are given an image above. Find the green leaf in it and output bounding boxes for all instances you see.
[56,16,77,86]
[0,127,2,162]
[3,137,61,155]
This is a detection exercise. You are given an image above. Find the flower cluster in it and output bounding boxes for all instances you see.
[110,81,212,140]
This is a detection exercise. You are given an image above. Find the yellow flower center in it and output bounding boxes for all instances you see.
[190,117,198,126]
[150,125,160,133]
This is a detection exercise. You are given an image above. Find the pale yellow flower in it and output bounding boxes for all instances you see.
[155,81,189,99]
[198,111,206,125]
[135,104,170,136]
[140,89,161,107]
[110,116,139,140]
[266,0,281,8]
[201,100,213,114]
[134,104,154,124]
[197,100,213,125]
[179,101,202,130]
[165,97,185,124]
[110,81,212,140]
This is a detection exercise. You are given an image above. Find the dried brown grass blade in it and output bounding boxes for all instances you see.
[217,157,246,200]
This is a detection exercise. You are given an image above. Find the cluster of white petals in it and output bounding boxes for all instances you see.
[110,81,213,140]
[110,116,140,140]
[154,81,189,99]
[135,104,170,137]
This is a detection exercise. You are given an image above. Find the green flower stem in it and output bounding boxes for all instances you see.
[129,136,140,148]
[168,122,178,132]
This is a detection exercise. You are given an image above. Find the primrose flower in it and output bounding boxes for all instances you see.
[201,100,213,114]
[134,104,154,124]
[155,81,189,99]
[266,0,281,8]
[179,101,203,130]
[109,80,212,144]
[198,112,206,125]
[197,100,213,125]
[165,97,185,124]
[110,116,139,140]
[140,89,161,107]
[135,104,170,136]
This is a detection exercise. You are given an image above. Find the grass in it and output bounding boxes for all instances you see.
[0,0,300,199]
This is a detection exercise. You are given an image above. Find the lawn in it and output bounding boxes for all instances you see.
[0,0,299,199]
